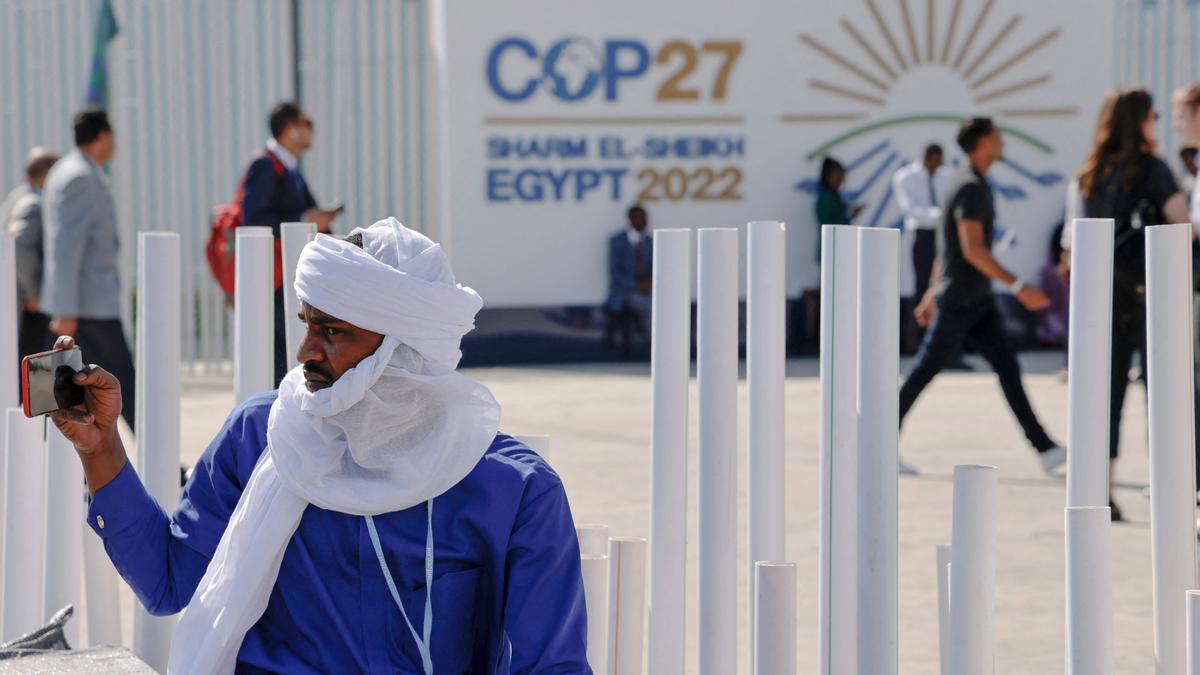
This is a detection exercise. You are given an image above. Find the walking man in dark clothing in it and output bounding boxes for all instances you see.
[899,118,1066,474]
[241,102,340,385]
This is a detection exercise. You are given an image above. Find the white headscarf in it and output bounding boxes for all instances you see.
[168,218,500,674]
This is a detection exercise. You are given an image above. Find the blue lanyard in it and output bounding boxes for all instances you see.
[365,498,435,675]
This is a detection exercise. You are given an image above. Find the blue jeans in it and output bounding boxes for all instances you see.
[898,296,1055,452]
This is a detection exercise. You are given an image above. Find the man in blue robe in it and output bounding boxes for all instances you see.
[51,218,590,673]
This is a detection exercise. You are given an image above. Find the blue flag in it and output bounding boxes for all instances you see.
[84,0,119,107]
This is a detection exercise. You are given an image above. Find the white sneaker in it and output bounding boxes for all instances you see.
[1038,445,1067,475]
[899,457,919,476]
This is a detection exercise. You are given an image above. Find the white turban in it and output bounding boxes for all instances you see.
[295,219,480,371]
[169,218,500,674]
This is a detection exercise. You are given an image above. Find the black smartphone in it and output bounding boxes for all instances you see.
[21,347,86,417]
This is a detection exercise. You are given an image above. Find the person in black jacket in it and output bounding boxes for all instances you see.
[242,101,340,385]
[1077,87,1193,521]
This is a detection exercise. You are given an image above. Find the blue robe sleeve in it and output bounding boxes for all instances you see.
[504,479,591,674]
[86,401,266,616]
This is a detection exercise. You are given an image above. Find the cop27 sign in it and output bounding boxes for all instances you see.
[436,0,1113,307]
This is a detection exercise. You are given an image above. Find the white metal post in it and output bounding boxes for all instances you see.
[234,227,274,404]
[648,228,690,675]
[818,225,859,675]
[855,228,900,674]
[1146,223,1199,675]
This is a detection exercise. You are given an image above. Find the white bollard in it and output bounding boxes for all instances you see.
[947,465,998,675]
[746,221,786,670]
[648,228,690,675]
[577,524,610,558]
[3,410,45,640]
[1066,218,1114,507]
[855,227,900,674]
[1066,506,1114,675]
[82,525,122,647]
[753,561,797,675]
[607,537,647,675]
[134,233,182,670]
[515,434,550,462]
[234,227,275,404]
[281,222,316,370]
[696,227,738,675]
[43,424,84,646]
[0,229,17,407]
[0,231,18,611]
[818,225,859,675]
[1188,590,1200,675]
[582,554,609,675]
[1146,222,1199,675]
[936,543,952,675]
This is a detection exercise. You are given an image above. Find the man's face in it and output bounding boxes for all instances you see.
[629,210,647,231]
[287,114,315,152]
[93,131,116,165]
[982,128,1004,162]
[923,152,943,173]
[296,302,385,392]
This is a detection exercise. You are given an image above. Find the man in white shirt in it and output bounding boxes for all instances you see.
[893,143,953,301]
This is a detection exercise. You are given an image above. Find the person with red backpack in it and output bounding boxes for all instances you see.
[239,102,339,386]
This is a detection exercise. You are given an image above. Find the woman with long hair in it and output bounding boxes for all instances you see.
[1078,86,1191,520]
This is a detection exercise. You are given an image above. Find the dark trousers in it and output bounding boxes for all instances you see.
[273,286,288,387]
[73,318,136,431]
[18,309,50,362]
[912,229,937,300]
[1109,288,1200,488]
[899,297,1055,452]
[15,310,50,403]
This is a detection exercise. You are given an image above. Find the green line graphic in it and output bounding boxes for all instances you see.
[804,113,1054,160]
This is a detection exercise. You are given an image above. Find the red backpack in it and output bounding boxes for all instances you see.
[206,152,287,297]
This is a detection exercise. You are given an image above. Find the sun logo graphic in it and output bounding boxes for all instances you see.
[788,0,1075,250]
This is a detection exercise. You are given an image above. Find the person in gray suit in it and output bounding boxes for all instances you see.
[41,108,134,429]
[3,147,58,365]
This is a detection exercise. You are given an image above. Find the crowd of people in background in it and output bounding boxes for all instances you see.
[16,87,1200,524]
[809,84,1200,521]
[3,100,345,413]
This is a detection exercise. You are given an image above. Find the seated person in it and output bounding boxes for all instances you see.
[53,217,589,673]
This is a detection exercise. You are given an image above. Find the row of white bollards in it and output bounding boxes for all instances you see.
[0,220,316,662]
[13,215,1198,672]
[0,228,126,651]
[582,221,797,674]
[1,412,121,649]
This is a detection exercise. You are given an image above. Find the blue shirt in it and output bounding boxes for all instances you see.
[87,392,590,674]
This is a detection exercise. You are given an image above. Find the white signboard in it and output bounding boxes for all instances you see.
[436,0,1114,307]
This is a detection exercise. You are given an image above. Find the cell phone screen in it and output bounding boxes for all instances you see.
[22,347,85,417]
